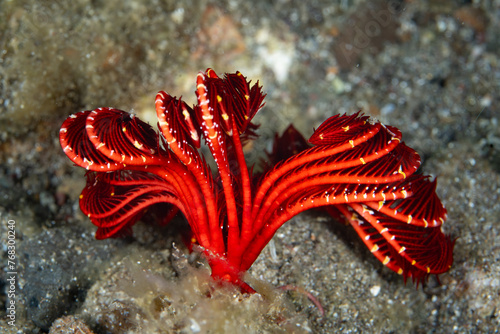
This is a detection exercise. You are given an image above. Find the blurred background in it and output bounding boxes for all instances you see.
[0,0,499,333]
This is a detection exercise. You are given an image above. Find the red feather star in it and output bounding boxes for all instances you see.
[60,68,454,292]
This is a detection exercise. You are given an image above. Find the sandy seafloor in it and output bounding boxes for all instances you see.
[0,0,499,333]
